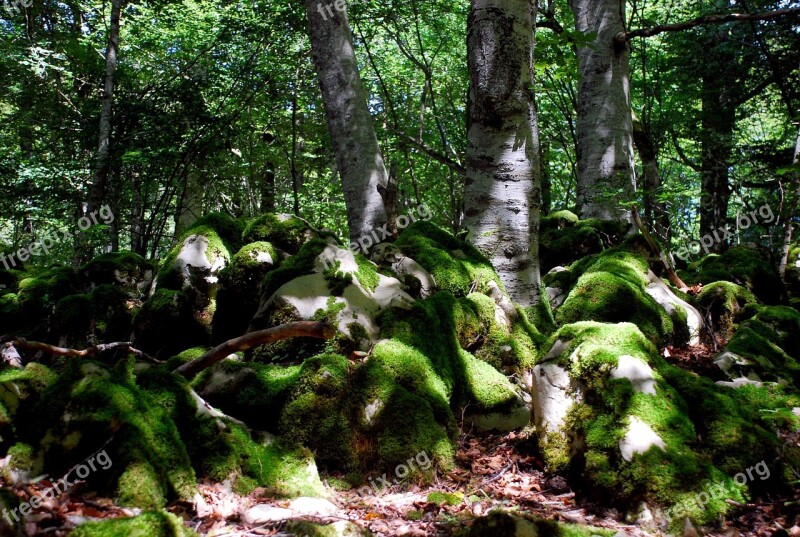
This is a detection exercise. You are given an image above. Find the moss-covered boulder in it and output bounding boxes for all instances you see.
[722,305,800,385]
[79,251,155,298]
[132,289,208,358]
[16,267,77,339]
[242,213,319,255]
[464,510,615,537]
[71,510,195,537]
[694,281,758,342]
[684,246,784,305]
[540,210,628,273]
[393,221,503,297]
[212,241,281,343]
[554,250,688,345]
[532,321,784,529]
[250,241,414,358]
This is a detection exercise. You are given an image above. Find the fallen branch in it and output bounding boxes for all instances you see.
[174,321,336,380]
[632,207,690,292]
[615,8,800,44]
[7,338,162,364]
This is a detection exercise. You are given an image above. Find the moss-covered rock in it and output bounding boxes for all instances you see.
[394,221,503,297]
[71,510,195,537]
[532,321,785,530]
[16,267,77,338]
[132,289,208,358]
[724,305,800,385]
[539,211,628,273]
[694,281,758,342]
[554,250,675,344]
[684,246,784,305]
[242,213,318,255]
[212,241,281,343]
[79,251,155,298]
[464,510,615,537]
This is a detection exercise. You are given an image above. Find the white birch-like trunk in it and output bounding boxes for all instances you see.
[463,0,544,307]
[569,0,637,222]
[304,0,389,244]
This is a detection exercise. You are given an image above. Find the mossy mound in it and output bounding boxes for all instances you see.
[533,321,784,529]
[79,251,155,297]
[132,289,208,358]
[725,305,800,385]
[16,266,77,338]
[53,284,134,347]
[155,212,242,292]
[554,250,675,344]
[540,210,628,273]
[242,213,318,254]
[684,246,784,305]
[71,510,195,537]
[693,282,758,342]
[394,221,503,296]
[212,241,281,343]
[463,510,615,537]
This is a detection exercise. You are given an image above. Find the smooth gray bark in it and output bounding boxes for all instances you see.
[569,0,637,222]
[463,0,544,307]
[304,0,389,244]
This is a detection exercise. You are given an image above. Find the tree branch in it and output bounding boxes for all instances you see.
[174,321,336,380]
[8,339,162,364]
[615,8,800,44]
[388,127,466,176]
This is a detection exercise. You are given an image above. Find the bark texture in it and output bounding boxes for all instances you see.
[569,0,637,221]
[463,0,544,307]
[779,124,800,281]
[304,0,389,244]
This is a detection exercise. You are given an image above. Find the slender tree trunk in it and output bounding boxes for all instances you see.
[699,73,736,250]
[464,0,544,308]
[304,0,389,244]
[89,0,122,218]
[633,117,670,243]
[175,170,204,236]
[261,161,276,213]
[569,0,637,222]
[130,172,145,256]
[779,125,800,281]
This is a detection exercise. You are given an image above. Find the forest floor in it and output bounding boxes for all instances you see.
[4,346,798,537]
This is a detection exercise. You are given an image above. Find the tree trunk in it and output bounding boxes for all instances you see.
[89,0,122,221]
[633,116,671,243]
[463,0,544,308]
[569,0,637,222]
[175,170,204,236]
[261,161,276,213]
[779,125,800,281]
[304,0,389,244]
[699,72,736,250]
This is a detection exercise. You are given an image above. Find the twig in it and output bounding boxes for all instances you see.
[9,338,162,364]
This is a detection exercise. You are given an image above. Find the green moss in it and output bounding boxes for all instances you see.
[353,253,380,293]
[725,305,800,383]
[0,363,57,418]
[242,213,316,254]
[395,221,502,297]
[70,510,195,537]
[460,350,519,412]
[686,246,783,304]
[694,281,758,340]
[6,442,33,471]
[79,252,155,294]
[428,490,463,505]
[212,242,280,343]
[16,267,76,337]
[156,213,241,290]
[555,251,673,344]
[132,289,208,358]
[54,293,93,336]
[193,360,302,431]
[117,462,166,510]
[256,239,330,309]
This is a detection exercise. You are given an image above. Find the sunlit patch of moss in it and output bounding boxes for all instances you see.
[395,221,502,296]
[242,213,317,254]
[428,491,463,505]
